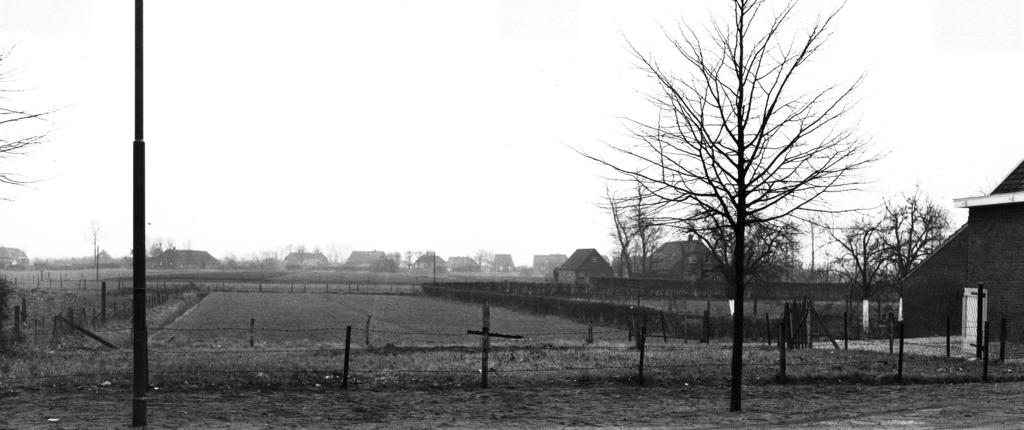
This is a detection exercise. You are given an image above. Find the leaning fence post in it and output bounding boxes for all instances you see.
[638,326,646,386]
[250,317,256,348]
[778,314,787,383]
[999,315,1007,362]
[586,319,594,344]
[365,315,371,347]
[897,321,905,383]
[342,325,352,389]
[983,320,991,382]
[659,311,668,343]
[481,301,490,388]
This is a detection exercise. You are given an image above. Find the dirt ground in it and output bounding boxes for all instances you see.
[3,381,1024,429]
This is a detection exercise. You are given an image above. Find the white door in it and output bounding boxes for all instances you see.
[962,287,988,357]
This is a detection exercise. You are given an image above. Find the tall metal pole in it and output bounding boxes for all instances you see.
[131,0,148,426]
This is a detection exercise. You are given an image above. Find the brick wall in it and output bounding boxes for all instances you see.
[969,203,1024,339]
[903,226,968,336]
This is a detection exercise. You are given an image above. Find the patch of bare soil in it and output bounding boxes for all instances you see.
[3,382,1024,429]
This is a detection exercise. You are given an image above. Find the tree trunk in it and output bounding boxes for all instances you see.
[730,220,745,412]
[862,299,870,336]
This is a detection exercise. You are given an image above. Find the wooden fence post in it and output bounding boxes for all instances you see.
[342,325,352,389]
[13,306,21,339]
[365,315,371,347]
[779,314,786,383]
[250,317,255,348]
[844,311,848,351]
[638,326,646,385]
[21,296,27,323]
[702,310,710,344]
[765,312,771,347]
[999,315,1007,362]
[977,282,985,359]
[888,313,894,354]
[101,282,107,324]
[897,321,904,383]
[659,311,667,343]
[586,319,594,344]
[481,301,490,388]
[946,316,951,358]
[983,320,991,382]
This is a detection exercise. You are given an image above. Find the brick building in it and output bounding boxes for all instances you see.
[903,159,1024,337]
[554,248,613,285]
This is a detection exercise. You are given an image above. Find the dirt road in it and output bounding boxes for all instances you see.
[3,381,1023,429]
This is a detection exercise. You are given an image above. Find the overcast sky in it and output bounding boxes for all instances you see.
[0,0,1021,266]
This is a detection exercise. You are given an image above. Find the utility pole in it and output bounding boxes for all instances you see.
[131,0,148,426]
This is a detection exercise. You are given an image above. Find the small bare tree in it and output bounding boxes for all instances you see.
[474,249,494,272]
[629,187,665,276]
[88,220,102,281]
[828,218,889,335]
[604,188,636,277]
[882,188,951,295]
[579,0,875,410]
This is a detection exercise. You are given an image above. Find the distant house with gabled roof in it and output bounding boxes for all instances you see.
[344,250,396,272]
[0,247,30,269]
[554,248,613,284]
[283,251,329,270]
[492,254,515,272]
[148,249,219,269]
[533,254,568,278]
[414,254,447,272]
[448,256,480,272]
[647,238,716,280]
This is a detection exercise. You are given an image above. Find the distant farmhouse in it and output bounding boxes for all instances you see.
[283,251,329,270]
[647,237,716,280]
[492,254,515,272]
[904,158,1024,338]
[554,249,613,285]
[0,247,30,269]
[148,249,219,269]
[414,254,448,272]
[447,256,480,272]
[533,254,568,278]
[344,250,396,272]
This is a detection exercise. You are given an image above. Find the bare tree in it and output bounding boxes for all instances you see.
[579,0,875,410]
[604,188,636,277]
[88,220,102,280]
[0,47,54,197]
[474,249,494,272]
[882,188,951,295]
[828,218,889,335]
[630,186,666,276]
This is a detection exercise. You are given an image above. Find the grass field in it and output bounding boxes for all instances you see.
[156,292,624,347]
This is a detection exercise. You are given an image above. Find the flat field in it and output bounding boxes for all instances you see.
[158,292,622,347]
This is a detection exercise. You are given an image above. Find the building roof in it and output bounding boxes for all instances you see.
[151,249,219,266]
[902,223,967,281]
[283,252,328,264]
[992,157,1024,195]
[493,254,514,266]
[345,251,387,265]
[448,256,479,267]
[414,254,446,265]
[560,249,605,271]
[0,247,28,259]
[533,254,568,267]
[955,157,1024,208]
